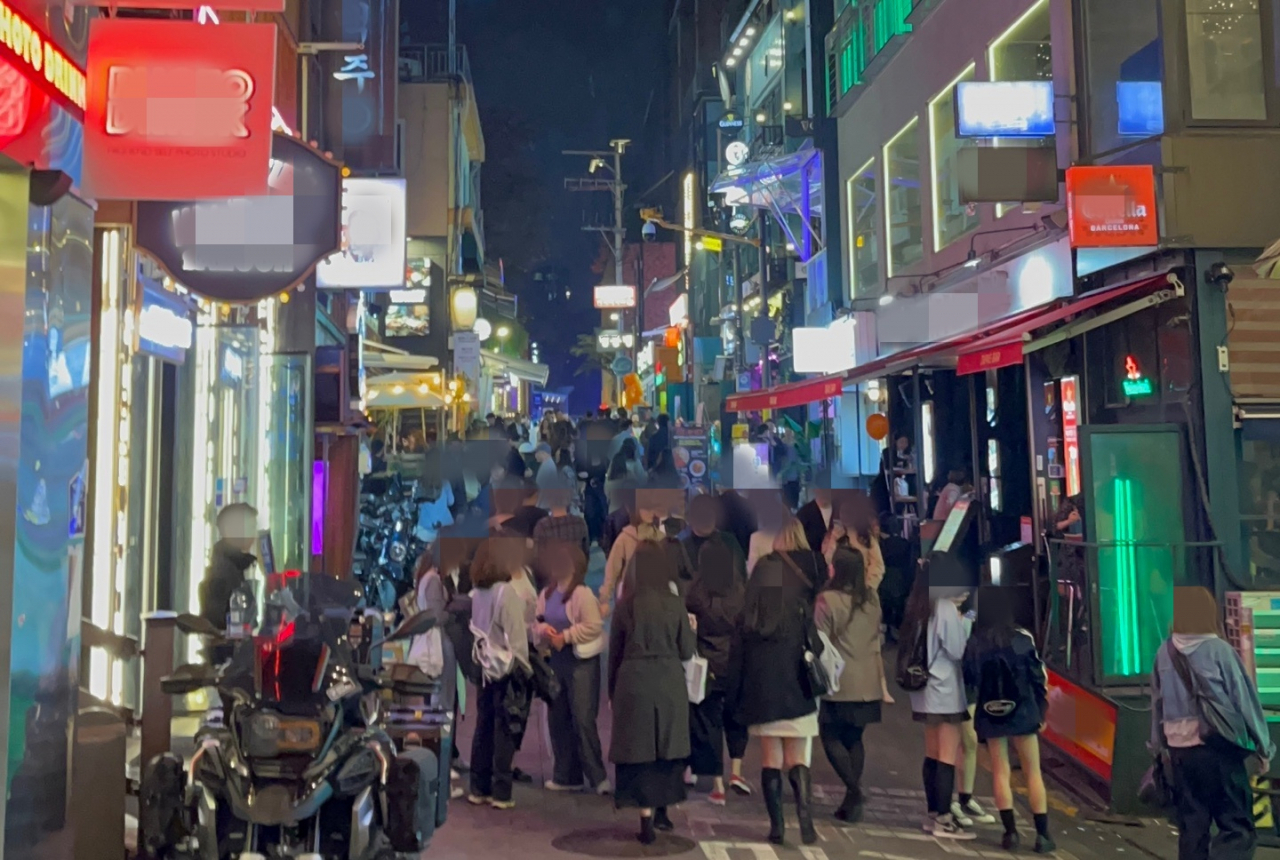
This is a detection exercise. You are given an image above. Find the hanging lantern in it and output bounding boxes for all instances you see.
[865,413,890,441]
[451,285,478,330]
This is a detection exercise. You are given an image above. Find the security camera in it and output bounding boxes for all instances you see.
[641,221,657,242]
[1205,262,1235,290]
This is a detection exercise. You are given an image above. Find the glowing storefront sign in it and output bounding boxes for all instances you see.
[955,81,1054,138]
[725,140,750,166]
[83,20,277,201]
[593,285,636,309]
[389,288,427,304]
[1122,355,1153,397]
[0,0,86,118]
[683,172,694,271]
[316,177,408,289]
[668,292,688,326]
[136,282,194,363]
[1061,375,1080,498]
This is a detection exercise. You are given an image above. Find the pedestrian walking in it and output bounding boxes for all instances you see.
[1152,586,1275,860]
[737,520,825,845]
[900,562,974,839]
[747,494,791,577]
[598,492,666,616]
[962,585,1053,852]
[608,540,696,844]
[685,526,748,805]
[466,538,532,811]
[534,542,610,796]
[533,483,590,558]
[815,547,891,824]
[605,438,646,513]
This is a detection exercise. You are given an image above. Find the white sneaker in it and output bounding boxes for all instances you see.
[596,780,613,796]
[958,797,996,824]
[923,817,937,833]
[933,814,977,840]
[949,802,974,828]
[544,780,581,792]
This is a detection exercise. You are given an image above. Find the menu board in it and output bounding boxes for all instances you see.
[672,426,710,493]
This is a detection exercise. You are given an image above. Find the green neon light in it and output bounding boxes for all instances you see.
[1113,477,1140,676]
[1122,377,1154,397]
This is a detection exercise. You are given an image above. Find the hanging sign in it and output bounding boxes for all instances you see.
[1061,375,1081,498]
[955,81,1055,138]
[725,140,750,167]
[135,276,194,363]
[593,284,636,309]
[316,178,408,289]
[1065,165,1159,248]
[321,0,397,172]
[83,19,277,201]
[134,132,343,303]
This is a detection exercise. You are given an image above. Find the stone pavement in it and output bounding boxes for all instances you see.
[427,548,1243,860]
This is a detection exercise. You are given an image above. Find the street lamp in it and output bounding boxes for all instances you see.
[496,325,511,339]
[451,285,478,330]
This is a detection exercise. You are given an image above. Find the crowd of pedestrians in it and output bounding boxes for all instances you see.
[391,407,1277,860]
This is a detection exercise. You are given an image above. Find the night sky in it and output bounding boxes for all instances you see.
[408,0,671,411]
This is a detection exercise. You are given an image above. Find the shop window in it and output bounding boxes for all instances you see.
[1186,0,1267,120]
[1241,433,1280,589]
[885,118,923,274]
[1080,0,1165,155]
[988,438,1003,512]
[989,0,1054,217]
[986,371,999,426]
[930,65,979,250]
[386,303,430,337]
[848,158,880,298]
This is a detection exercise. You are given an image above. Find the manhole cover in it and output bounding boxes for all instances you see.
[552,826,697,857]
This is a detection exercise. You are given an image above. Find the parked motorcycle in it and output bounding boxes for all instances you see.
[354,476,425,613]
[139,573,447,860]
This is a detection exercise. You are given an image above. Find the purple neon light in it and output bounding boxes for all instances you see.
[311,461,328,556]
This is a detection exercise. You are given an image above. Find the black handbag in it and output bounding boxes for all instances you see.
[779,555,832,698]
[527,648,562,704]
[1165,642,1253,757]
[1138,748,1176,810]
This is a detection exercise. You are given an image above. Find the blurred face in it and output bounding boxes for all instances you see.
[814,488,832,507]
[896,436,909,452]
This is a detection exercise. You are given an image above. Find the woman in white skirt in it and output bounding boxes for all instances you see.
[734,518,825,845]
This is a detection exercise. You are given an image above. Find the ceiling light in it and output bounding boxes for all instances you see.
[756,112,767,123]
[783,101,793,111]
[739,37,749,47]
[746,26,757,36]
[725,57,737,67]
[732,47,743,56]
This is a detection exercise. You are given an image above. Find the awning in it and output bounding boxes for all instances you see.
[365,353,440,371]
[954,272,1183,375]
[723,373,845,412]
[481,350,550,386]
[710,142,824,259]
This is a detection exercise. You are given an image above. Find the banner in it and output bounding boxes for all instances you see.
[320,0,396,172]
[83,19,276,200]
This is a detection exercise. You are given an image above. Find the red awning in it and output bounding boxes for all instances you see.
[955,273,1177,375]
[723,373,846,412]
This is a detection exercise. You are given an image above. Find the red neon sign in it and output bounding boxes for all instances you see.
[0,0,86,119]
[82,19,276,201]
[1061,375,1081,498]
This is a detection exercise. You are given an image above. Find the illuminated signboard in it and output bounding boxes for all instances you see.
[1116,81,1164,137]
[135,277,194,363]
[725,140,750,166]
[135,132,342,303]
[83,19,276,201]
[668,292,689,326]
[320,0,397,172]
[1065,165,1159,248]
[1122,355,1154,397]
[955,81,1055,138]
[0,0,87,118]
[1061,375,1081,498]
[593,285,636,309]
[316,178,408,289]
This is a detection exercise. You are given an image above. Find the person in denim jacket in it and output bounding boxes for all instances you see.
[1152,587,1275,860]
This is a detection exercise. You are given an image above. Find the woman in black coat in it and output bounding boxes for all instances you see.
[609,539,696,844]
[736,517,824,845]
[685,531,747,804]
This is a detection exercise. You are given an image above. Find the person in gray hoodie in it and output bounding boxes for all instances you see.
[1152,586,1275,860]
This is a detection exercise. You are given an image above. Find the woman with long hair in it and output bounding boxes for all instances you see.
[1152,586,1274,860]
[962,586,1051,852]
[534,542,609,795]
[466,538,531,811]
[816,547,889,823]
[685,532,747,805]
[609,540,695,843]
[901,560,974,839]
[736,518,825,845]
[598,490,667,617]
[747,493,791,576]
[606,437,647,512]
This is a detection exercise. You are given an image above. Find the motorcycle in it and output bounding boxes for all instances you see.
[354,477,425,613]
[140,573,447,860]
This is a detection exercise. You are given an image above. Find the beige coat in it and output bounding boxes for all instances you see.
[814,589,885,703]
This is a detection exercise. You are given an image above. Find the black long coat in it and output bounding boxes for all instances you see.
[608,589,695,764]
[734,552,822,727]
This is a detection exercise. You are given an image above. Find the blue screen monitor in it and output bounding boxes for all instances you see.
[1116,81,1165,137]
[955,81,1055,139]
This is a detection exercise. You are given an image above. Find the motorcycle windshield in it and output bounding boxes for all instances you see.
[221,572,365,711]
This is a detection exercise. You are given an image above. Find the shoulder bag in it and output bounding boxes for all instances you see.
[1166,641,1254,757]
[780,554,838,697]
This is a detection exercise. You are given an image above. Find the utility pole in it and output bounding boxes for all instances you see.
[564,139,630,405]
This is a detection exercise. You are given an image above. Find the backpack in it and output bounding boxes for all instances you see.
[896,618,931,692]
[469,584,515,683]
[978,652,1020,720]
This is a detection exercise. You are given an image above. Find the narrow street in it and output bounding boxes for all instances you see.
[430,553,1223,860]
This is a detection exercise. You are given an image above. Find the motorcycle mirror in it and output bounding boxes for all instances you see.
[175,613,222,638]
[159,663,216,695]
[385,612,436,642]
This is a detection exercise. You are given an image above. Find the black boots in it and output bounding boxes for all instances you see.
[638,814,656,845]
[834,789,864,823]
[653,807,674,832]
[762,768,785,844]
[789,765,818,845]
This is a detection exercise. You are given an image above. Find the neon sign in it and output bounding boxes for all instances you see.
[1061,375,1081,498]
[0,0,87,117]
[1122,354,1153,397]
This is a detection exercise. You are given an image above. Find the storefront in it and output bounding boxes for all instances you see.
[0,7,92,851]
[479,350,549,418]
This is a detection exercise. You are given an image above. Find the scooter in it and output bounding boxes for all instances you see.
[139,574,447,860]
